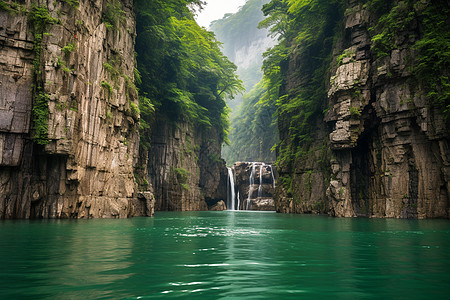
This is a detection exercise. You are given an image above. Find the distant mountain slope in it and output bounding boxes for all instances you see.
[210,0,275,110]
[210,0,278,164]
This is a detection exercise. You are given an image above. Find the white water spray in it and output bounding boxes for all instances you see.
[247,163,256,210]
[269,164,276,188]
[227,167,236,210]
[257,163,264,198]
[237,191,240,211]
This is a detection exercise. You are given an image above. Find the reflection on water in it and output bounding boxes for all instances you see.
[0,220,134,299]
[1,212,449,299]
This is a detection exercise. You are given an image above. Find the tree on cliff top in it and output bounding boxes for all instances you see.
[134,0,243,148]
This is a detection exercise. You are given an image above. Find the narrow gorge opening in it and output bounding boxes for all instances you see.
[198,0,278,211]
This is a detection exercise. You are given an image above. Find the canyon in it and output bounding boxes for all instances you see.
[0,0,448,219]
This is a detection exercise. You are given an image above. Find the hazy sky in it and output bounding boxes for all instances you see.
[195,0,247,28]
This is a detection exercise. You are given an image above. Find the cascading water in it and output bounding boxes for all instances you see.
[237,191,240,211]
[227,167,236,210]
[228,162,275,211]
[247,162,256,210]
[269,164,276,188]
[257,163,264,198]
[226,162,275,210]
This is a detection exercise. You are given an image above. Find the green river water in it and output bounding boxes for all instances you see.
[1,211,449,299]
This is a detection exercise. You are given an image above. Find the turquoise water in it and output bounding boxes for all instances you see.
[1,211,449,299]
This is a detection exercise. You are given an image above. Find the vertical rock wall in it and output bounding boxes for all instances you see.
[147,114,227,211]
[326,0,449,218]
[0,0,147,218]
[275,115,331,215]
[275,0,449,218]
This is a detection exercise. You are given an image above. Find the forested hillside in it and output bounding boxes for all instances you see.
[211,0,278,164]
[210,0,273,97]
[135,0,242,149]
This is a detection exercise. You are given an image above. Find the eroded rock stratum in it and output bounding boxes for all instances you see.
[275,1,449,218]
[0,0,150,218]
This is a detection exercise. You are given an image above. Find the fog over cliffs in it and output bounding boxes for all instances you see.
[210,0,275,110]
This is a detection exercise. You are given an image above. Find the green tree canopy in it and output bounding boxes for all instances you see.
[135,0,243,148]
[260,0,343,169]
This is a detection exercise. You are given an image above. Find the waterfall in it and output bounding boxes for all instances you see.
[269,164,276,188]
[227,167,236,210]
[237,191,240,211]
[257,163,264,198]
[247,162,256,210]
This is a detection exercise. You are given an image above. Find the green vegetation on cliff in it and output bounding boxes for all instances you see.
[368,0,450,119]
[224,80,278,163]
[134,0,243,148]
[260,0,343,172]
[2,1,77,145]
[102,0,125,31]
[0,1,25,14]
[259,0,449,204]
[28,4,59,145]
[210,0,271,92]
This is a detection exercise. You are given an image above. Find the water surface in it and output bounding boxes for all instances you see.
[1,211,449,299]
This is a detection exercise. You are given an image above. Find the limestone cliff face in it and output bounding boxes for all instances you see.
[326,1,449,218]
[0,0,148,218]
[147,114,227,211]
[275,0,449,218]
[274,127,330,215]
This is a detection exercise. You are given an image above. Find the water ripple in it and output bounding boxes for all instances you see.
[1,212,449,299]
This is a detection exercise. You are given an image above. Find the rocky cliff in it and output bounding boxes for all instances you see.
[275,0,449,218]
[325,0,449,218]
[0,0,150,218]
[147,114,227,211]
